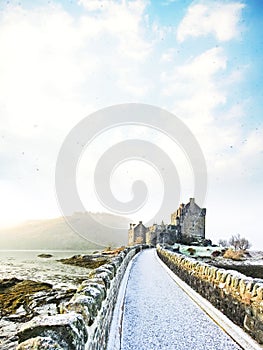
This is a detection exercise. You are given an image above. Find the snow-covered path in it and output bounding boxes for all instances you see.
[119,249,241,350]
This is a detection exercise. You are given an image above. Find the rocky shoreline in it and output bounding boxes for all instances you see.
[58,255,110,269]
[0,248,124,350]
[0,279,76,349]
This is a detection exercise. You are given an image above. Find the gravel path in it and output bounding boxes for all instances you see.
[120,249,241,350]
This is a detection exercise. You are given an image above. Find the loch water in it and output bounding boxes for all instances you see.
[0,250,97,288]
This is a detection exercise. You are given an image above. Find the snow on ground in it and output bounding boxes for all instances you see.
[119,249,241,350]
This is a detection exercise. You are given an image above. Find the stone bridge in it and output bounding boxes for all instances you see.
[16,246,263,350]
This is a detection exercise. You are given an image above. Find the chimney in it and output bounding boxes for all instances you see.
[190,198,195,205]
[129,223,133,229]
[139,221,142,225]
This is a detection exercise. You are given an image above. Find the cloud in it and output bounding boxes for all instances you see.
[159,41,263,192]
[0,0,154,223]
[161,47,227,124]
[78,0,111,11]
[177,1,245,42]
[0,0,152,137]
[160,48,176,62]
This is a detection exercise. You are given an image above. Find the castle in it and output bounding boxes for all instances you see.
[128,198,206,246]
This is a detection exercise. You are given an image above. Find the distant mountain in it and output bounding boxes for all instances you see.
[0,212,130,250]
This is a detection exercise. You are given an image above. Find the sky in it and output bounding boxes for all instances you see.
[0,0,263,247]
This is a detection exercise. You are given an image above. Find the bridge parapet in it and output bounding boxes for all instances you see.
[157,245,263,345]
[16,245,150,350]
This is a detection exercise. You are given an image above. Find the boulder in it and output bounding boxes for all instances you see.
[37,254,53,258]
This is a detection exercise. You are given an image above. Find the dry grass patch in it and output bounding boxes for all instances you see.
[223,248,244,261]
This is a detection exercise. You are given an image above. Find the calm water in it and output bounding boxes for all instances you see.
[0,250,98,288]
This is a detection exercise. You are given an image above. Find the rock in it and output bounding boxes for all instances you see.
[101,247,125,256]
[95,267,114,281]
[0,278,22,292]
[0,318,20,349]
[88,270,112,289]
[110,257,122,270]
[58,255,110,269]
[77,281,106,300]
[17,336,63,349]
[25,288,76,318]
[17,313,88,350]
[28,288,75,306]
[101,263,116,276]
[67,295,99,324]
[37,254,53,258]
[33,303,58,317]
[60,295,91,325]
[77,285,105,310]
[0,279,52,317]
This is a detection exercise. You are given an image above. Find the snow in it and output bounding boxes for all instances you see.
[117,249,242,350]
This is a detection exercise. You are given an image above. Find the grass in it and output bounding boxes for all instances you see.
[223,248,244,261]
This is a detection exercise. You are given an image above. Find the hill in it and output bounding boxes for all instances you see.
[0,212,130,250]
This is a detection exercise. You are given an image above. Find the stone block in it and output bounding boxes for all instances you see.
[17,336,63,349]
[60,296,91,325]
[17,313,88,350]
[77,285,105,310]
[101,264,116,276]
[256,329,263,344]
[256,287,263,300]
[110,257,122,270]
[239,279,248,295]
[88,271,111,289]
[241,291,252,304]
[252,283,263,297]
[244,314,255,332]
[78,281,106,300]
[225,274,232,287]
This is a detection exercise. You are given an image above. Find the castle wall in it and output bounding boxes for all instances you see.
[146,230,157,246]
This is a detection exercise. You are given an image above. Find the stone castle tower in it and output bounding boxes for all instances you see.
[171,198,206,240]
[128,221,147,245]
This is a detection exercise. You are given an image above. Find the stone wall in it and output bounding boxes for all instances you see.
[157,245,263,344]
[16,245,148,350]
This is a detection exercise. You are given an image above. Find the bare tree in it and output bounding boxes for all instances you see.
[229,234,251,251]
[238,237,251,251]
[229,234,239,251]
[218,239,228,247]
